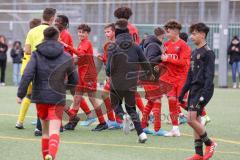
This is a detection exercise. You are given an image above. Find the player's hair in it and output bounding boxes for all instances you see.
[42,8,56,22]
[154,27,165,36]
[164,20,182,31]
[44,26,59,40]
[104,23,115,31]
[57,15,69,28]
[78,24,91,33]
[115,19,129,37]
[179,32,188,42]
[114,7,133,20]
[189,23,209,38]
[115,19,128,30]
[29,18,41,29]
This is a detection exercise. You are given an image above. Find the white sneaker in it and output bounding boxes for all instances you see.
[138,132,147,143]
[233,83,237,89]
[123,114,131,135]
[45,154,53,160]
[0,83,5,86]
[164,128,181,137]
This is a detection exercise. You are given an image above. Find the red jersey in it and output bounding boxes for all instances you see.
[77,38,97,82]
[128,23,140,45]
[59,29,74,56]
[101,41,111,65]
[160,39,191,84]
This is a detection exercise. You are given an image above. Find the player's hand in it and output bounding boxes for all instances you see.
[161,54,168,62]
[16,97,22,104]
[97,54,103,61]
[59,41,69,48]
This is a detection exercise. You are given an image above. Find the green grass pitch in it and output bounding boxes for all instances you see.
[0,86,239,160]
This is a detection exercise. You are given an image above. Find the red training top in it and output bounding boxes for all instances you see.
[160,39,191,84]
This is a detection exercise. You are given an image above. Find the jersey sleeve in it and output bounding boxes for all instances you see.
[201,51,215,99]
[75,41,90,56]
[166,43,191,66]
[25,30,33,45]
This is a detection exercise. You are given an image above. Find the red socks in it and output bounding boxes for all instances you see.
[49,134,60,160]
[41,134,60,160]
[152,101,161,131]
[135,92,144,113]
[141,101,153,129]
[94,105,106,124]
[202,108,207,116]
[115,115,122,123]
[80,98,91,115]
[168,99,179,126]
[41,138,49,159]
[104,97,115,121]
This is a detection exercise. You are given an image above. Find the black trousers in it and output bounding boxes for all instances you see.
[0,59,6,83]
[110,89,143,136]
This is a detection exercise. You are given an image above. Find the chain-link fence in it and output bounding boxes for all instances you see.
[0,0,239,86]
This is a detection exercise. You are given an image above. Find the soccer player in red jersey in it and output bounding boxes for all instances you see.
[114,7,140,45]
[55,15,74,55]
[160,20,191,137]
[69,24,108,131]
[97,23,123,129]
[55,15,94,130]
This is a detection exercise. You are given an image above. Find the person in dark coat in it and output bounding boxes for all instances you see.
[17,26,78,160]
[11,41,24,86]
[0,35,8,86]
[106,19,153,143]
[228,36,240,88]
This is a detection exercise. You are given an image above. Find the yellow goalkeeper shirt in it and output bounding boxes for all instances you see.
[21,24,49,75]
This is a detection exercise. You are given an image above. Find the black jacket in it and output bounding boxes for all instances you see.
[143,35,162,64]
[17,40,78,105]
[11,48,24,63]
[0,42,8,60]
[180,44,215,106]
[227,42,240,64]
[106,33,152,91]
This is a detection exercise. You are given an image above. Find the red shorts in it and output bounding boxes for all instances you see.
[76,78,97,92]
[167,79,186,99]
[36,104,64,120]
[143,83,162,100]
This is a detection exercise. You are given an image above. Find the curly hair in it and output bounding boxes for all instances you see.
[164,20,182,31]
[78,24,91,33]
[114,7,133,20]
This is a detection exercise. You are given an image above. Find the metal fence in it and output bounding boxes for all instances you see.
[0,0,240,82]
